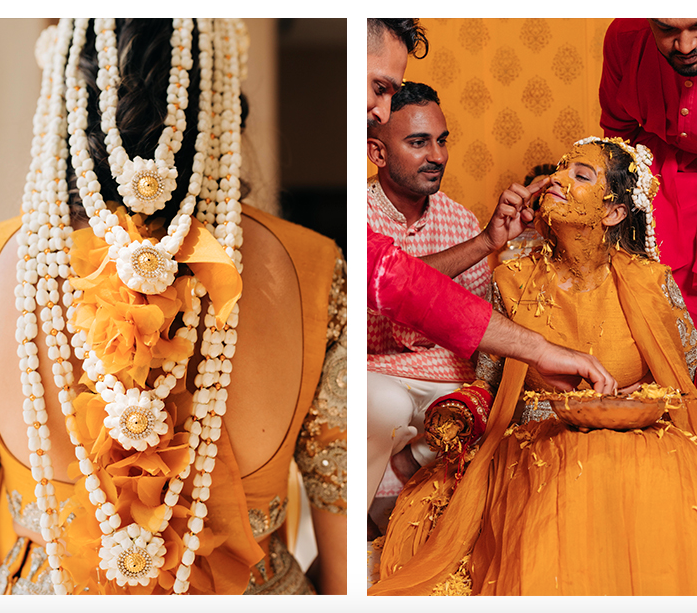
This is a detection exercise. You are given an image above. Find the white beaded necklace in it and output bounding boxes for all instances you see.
[16,18,248,595]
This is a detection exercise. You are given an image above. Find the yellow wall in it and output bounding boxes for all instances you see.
[370,17,614,226]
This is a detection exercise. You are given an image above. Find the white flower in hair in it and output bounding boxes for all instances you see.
[116,239,178,295]
[117,157,178,215]
[99,524,166,587]
[104,388,169,451]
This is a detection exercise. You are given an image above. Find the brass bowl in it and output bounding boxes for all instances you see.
[548,396,667,432]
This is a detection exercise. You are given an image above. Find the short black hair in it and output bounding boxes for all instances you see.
[367,18,429,59]
[391,81,439,113]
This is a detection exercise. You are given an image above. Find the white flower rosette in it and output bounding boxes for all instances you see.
[116,238,177,295]
[99,523,166,586]
[117,156,177,215]
[104,388,168,451]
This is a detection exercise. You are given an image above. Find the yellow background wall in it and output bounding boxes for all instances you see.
[370,17,615,226]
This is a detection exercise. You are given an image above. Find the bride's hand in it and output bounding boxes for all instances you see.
[617,372,654,395]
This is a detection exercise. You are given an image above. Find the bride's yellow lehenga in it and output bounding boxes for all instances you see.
[370,249,697,596]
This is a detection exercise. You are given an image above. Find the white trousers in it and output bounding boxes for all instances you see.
[366,372,460,510]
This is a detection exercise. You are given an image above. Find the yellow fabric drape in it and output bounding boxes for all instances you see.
[369,251,697,595]
[369,18,614,227]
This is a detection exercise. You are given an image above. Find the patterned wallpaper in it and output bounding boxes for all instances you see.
[370,18,615,226]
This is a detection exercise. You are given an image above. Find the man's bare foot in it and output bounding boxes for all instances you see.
[390,445,422,484]
[367,514,382,541]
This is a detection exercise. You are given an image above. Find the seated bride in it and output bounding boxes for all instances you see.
[368,136,697,596]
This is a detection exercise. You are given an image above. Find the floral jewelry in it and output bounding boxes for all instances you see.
[66,18,206,295]
[17,18,249,595]
[574,136,661,261]
[96,18,193,214]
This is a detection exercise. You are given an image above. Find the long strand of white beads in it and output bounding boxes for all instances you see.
[18,18,247,594]
[211,19,244,270]
[16,18,75,595]
[173,301,238,594]
[172,22,247,591]
[195,20,223,232]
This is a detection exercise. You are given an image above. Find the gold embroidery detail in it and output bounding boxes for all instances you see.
[663,270,697,380]
[663,270,687,310]
[248,496,288,540]
[295,280,347,514]
[0,539,54,595]
[327,251,347,345]
[295,438,347,515]
[244,534,315,595]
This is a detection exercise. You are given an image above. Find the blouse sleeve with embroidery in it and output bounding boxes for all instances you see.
[294,249,347,515]
[661,269,697,381]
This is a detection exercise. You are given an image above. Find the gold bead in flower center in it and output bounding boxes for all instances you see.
[132,170,164,201]
[117,547,152,578]
[119,406,155,440]
[126,411,148,435]
[131,246,165,279]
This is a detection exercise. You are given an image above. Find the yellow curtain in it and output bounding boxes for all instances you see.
[369,18,614,227]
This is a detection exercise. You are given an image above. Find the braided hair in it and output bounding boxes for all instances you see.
[68,19,248,222]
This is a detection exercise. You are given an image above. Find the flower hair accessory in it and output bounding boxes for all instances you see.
[574,136,661,262]
[16,18,249,595]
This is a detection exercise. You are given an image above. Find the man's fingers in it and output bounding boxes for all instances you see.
[583,356,617,394]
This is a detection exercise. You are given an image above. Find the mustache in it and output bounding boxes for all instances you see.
[670,48,697,60]
[418,163,444,173]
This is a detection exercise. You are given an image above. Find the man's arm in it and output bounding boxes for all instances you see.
[479,311,616,394]
[419,178,549,278]
[368,226,617,393]
[368,224,492,358]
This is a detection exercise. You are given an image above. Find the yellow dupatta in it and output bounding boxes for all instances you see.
[369,249,697,596]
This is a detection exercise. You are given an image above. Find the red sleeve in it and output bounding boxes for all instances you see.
[599,19,643,142]
[367,224,492,359]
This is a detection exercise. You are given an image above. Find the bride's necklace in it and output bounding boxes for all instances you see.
[16,18,248,595]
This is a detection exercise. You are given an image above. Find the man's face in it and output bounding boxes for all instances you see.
[379,101,449,196]
[648,18,697,77]
[367,31,408,127]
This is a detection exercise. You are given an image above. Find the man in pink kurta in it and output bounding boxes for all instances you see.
[600,18,697,322]
[366,82,493,512]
